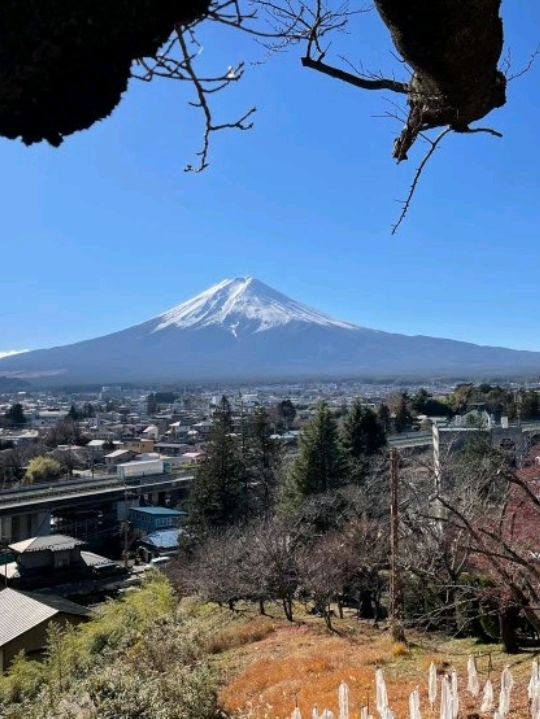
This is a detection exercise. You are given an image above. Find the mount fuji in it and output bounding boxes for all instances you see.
[2,277,540,385]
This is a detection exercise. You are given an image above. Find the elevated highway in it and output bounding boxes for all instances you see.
[0,472,193,542]
[387,421,540,450]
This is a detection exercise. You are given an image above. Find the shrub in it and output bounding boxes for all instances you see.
[0,576,218,719]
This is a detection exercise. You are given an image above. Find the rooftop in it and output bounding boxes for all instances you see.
[0,588,90,647]
[140,528,183,549]
[105,449,133,458]
[130,506,186,516]
[9,534,85,554]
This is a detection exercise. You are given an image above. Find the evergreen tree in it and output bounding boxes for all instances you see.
[283,402,345,509]
[411,388,430,413]
[341,400,386,484]
[188,399,246,534]
[215,395,233,431]
[411,388,452,417]
[521,390,540,420]
[66,404,80,421]
[394,393,412,433]
[277,399,296,430]
[377,403,391,432]
[83,402,96,418]
[5,403,25,426]
[245,407,283,515]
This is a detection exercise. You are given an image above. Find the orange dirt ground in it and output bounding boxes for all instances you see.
[213,606,535,719]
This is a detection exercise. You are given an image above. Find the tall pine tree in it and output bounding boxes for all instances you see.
[341,400,386,484]
[6,403,26,426]
[377,403,391,432]
[245,407,283,515]
[394,393,412,433]
[188,396,246,534]
[282,402,345,509]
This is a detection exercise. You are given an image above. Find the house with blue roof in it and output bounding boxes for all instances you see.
[129,506,187,534]
[137,528,185,559]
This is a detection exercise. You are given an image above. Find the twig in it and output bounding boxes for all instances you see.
[458,126,503,138]
[391,128,451,235]
[507,42,540,81]
[177,30,256,172]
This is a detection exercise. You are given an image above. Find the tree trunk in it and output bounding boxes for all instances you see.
[374,0,506,159]
[258,598,265,615]
[324,606,333,631]
[358,590,375,619]
[499,608,520,654]
[282,598,293,622]
[389,448,406,642]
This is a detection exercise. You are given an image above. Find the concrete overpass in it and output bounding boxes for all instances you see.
[0,472,193,543]
[387,421,540,450]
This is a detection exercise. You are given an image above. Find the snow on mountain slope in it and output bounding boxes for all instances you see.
[153,277,357,335]
[3,276,540,385]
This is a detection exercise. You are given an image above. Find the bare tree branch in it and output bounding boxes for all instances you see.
[391,128,451,235]
[301,56,408,93]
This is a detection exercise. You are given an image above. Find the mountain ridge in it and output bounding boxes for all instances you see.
[1,277,540,385]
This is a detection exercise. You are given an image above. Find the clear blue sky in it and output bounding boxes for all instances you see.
[2,4,540,355]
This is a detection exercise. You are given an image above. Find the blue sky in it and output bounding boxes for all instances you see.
[2,4,540,354]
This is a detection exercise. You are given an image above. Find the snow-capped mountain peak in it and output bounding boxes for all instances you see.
[153,276,357,335]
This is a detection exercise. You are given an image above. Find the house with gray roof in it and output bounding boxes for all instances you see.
[0,588,90,671]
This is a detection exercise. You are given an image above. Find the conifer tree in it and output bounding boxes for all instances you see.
[277,399,296,430]
[245,407,282,515]
[66,404,80,421]
[6,402,26,425]
[377,403,391,432]
[282,402,345,509]
[188,396,246,533]
[341,400,386,484]
[394,393,412,433]
[5,402,26,426]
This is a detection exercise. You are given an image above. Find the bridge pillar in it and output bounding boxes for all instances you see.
[115,498,139,522]
[0,515,12,543]
[30,511,51,537]
[0,510,51,543]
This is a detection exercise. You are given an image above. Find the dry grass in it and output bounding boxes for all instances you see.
[391,642,409,658]
[206,616,276,654]
[213,605,537,719]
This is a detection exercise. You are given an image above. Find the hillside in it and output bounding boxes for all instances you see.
[1,580,534,719]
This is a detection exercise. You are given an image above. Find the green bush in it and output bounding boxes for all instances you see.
[25,456,63,483]
[0,575,219,719]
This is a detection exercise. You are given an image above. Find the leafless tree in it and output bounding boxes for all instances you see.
[400,438,540,652]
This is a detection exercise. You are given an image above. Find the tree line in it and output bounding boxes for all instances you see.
[187,396,387,533]
[174,391,540,651]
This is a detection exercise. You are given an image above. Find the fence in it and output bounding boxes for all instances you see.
[289,659,540,719]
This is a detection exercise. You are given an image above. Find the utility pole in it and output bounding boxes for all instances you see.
[432,421,443,534]
[515,390,522,429]
[389,447,405,642]
[122,483,130,570]
[123,520,129,570]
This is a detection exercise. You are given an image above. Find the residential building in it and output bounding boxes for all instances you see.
[129,506,186,534]
[0,588,91,671]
